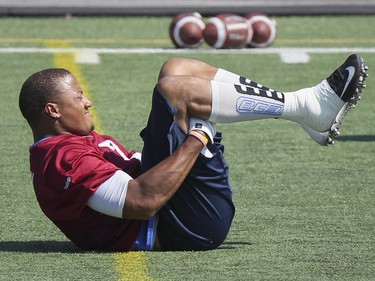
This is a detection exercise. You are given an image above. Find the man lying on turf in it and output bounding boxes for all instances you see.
[19,54,368,251]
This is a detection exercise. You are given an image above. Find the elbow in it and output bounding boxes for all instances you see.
[133,203,159,220]
[124,180,170,220]
[123,194,163,220]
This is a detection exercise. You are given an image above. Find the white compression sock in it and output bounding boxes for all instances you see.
[283,80,345,131]
[214,68,242,84]
[214,68,272,90]
[208,75,344,131]
[208,80,285,123]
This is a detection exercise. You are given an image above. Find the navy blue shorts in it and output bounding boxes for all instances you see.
[140,88,235,251]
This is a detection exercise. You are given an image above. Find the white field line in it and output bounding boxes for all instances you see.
[1,47,375,54]
[74,52,101,64]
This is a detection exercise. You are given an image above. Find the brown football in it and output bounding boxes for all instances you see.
[203,13,252,49]
[169,12,205,48]
[244,13,277,48]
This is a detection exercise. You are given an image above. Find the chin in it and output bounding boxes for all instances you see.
[79,126,95,136]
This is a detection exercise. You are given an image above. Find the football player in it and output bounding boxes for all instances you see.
[19,54,367,251]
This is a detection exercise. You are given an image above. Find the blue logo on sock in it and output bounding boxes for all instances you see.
[236,96,284,115]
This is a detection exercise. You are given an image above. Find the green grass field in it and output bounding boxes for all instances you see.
[0,15,374,280]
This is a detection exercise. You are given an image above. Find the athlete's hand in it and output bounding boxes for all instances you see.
[188,118,216,144]
[188,118,216,158]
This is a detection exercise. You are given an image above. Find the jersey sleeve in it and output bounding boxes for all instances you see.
[39,143,122,221]
[87,170,133,218]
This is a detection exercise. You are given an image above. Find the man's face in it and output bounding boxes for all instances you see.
[53,75,94,135]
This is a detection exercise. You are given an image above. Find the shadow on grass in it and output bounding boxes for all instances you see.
[0,240,253,252]
[336,134,375,142]
[219,241,253,250]
[0,240,79,253]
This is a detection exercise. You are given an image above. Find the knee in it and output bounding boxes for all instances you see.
[158,57,186,80]
[156,76,181,110]
[156,76,175,98]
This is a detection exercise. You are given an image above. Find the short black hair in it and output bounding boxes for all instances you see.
[19,68,72,126]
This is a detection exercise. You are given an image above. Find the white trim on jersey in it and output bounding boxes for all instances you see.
[130,151,142,162]
[87,170,132,218]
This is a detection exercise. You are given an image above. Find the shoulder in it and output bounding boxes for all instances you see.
[30,133,109,171]
[32,132,110,154]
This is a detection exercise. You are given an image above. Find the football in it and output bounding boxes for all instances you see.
[244,13,277,48]
[203,13,252,49]
[169,12,206,48]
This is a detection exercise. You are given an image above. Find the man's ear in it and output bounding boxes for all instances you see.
[44,102,60,118]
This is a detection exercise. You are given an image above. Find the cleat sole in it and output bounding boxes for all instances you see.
[328,58,368,138]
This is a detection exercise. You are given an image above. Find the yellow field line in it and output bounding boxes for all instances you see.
[2,38,170,45]
[114,252,154,281]
[277,38,375,44]
[2,37,375,45]
[44,39,153,281]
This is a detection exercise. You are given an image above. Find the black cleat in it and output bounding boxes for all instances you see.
[303,54,368,146]
[327,54,368,103]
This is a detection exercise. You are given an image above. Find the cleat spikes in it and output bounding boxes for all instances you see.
[300,122,335,146]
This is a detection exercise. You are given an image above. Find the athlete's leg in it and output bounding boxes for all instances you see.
[158,57,218,81]
[157,55,368,143]
[141,88,234,251]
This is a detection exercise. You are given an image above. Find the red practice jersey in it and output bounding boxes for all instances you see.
[29,131,143,251]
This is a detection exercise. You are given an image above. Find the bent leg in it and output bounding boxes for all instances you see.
[158,57,218,80]
[156,57,285,131]
[157,56,367,134]
[156,58,219,131]
[157,75,212,132]
[141,88,235,251]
